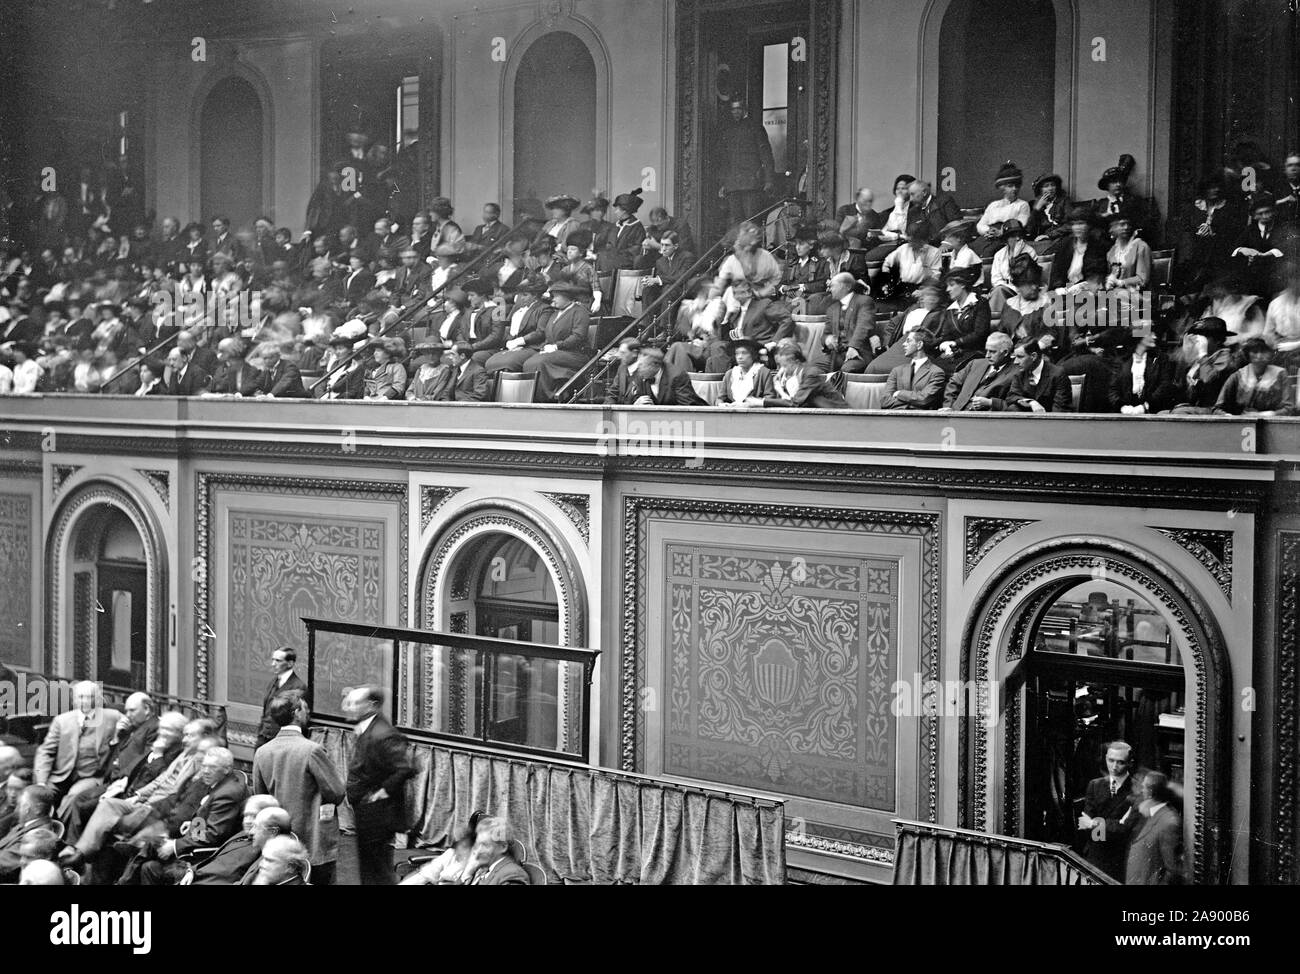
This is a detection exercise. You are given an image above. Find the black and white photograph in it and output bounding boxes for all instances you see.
[0,0,1297,944]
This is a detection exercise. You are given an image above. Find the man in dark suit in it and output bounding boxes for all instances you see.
[342,255,377,307]
[467,203,508,256]
[258,343,308,398]
[607,346,705,406]
[1124,771,1184,885]
[703,279,795,372]
[1007,338,1073,412]
[907,179,963,245]
[0,785,59,882]
[344,685,414,885]
[817,271,878,373]
[254,647,307,749]
[444,343,492,401]
[806,232,867,311]
[460,279,507,361]
[716,99,775,226]
[64,692,157,841]
[467,817,531,885]
[185,795,285,886]
[1231,193,1293,297]
[883,330,946,410]
[164,345,211,396]
[1078,741,1139,880]
[389,247,433,306]
[835,188,885,248]
[208,216,244,263]
[209,337,265,397]
[941,333,1017,411]
[139,746,248,885]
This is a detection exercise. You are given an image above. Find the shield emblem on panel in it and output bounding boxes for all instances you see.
[754,638,799,710]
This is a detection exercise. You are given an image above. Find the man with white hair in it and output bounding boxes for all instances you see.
[63,691,157,840]
[19,858,65,885]
[466,816,530,885]
[251,834,312,885]
[175,795,285,886]
[34,681,121,812]
[208,336,263,396]
[139,746,247,884]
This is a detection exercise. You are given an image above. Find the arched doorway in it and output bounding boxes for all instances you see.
[48,495,162,691]
[961,543,1230,884]
[936,0,1056,205]
[417,506,587,753]
[1018,578,1187,881]
[199,76,264,229]
[511,31,596,219]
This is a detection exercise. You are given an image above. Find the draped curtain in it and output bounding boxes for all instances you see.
[315,726,785,885]
[892,820,1116,885]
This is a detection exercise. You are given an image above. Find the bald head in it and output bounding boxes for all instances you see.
[19,859,65,885]
[0,745,21,777]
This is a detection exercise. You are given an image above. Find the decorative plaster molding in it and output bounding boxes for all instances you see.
[785,829,894,865]
[540,491,590,546]
[964,517,1036,580]
[1276,531,1298,883]
[1154,527,1233,599]
[420,486,464,534]
[51,464,81,500]
[138,469,171,512]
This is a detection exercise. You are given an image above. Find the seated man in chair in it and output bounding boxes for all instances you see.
[466,816,530,886]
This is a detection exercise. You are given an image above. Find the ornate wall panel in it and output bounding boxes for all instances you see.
[0,494,33,666]
[195,474,407,710]
[226,512,388,710]
[663,544,897,809]
[624,496,940,871]
[1276,531,1299,884]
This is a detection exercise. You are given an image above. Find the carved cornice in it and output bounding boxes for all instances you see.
[137,469,171,512]
[7,432,1273,510]
[540,491,590,546]
[622,497,942,842]
[1154,527,1233,599]
[964,517,1036,580]
[420,486,464,535]
[194,473,409,701]
[808,0,838,220]
[1277,531,1299,883]
[964,540,1230,885]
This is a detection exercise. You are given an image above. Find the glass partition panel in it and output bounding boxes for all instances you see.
[311,631,394,721]
[409,641,482,740]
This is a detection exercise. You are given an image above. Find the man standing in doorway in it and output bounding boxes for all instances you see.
[1077,740,1138,880]
[717,99,775,229]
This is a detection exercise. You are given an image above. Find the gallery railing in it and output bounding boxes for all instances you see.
[303,617,599,763]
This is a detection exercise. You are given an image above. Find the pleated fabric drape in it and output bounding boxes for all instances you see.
[892,823,1115,885]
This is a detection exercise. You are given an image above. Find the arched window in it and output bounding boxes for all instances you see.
[937,0,1055,206]
[199,76,264,229]
[512,32,596,219]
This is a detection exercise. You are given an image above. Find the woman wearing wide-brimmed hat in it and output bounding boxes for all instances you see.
[1092,154,1160,246]
[1168,316,1238,414]
[937,265,990,371]
[989,218,1038,313]
[1049,206,1107,291]
[973,161,1032,258]
[715,338,774,405]
[538,194,582,251]
[1214,335,1295,416]
[560,229,604,313]
[521,278,593,401]
[1027,172,1073,253]
[608,189,647,271]
[364,336,409,400]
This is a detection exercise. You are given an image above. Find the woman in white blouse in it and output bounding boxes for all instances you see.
[974,161,1032,258]
[863,174,918,262]
[400,812,485,886]
[989,220,1038,313]
[716,339,773,405]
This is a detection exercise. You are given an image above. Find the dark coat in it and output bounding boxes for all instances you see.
[103,714,160,783]
[255,671,308,749]
[825,292,879,358]
[190,832,260,885]
[345,715,415,837]
[716,116,775,192]
[165,362,211,396]
[1008,361,1074,411]
[1125,804,1184,885]
[610,366,706,406]
[1108,353,1177,414]
[174,770,249,856]
[450,360,491,401]
[209,361,265,396]
[1080,774,1137,880]
[937,297,992,368]
[762,366,848,409]
[943,358,1017,411]
[908,192,964,244]
[261,360,308,398]
[720,298,795,346]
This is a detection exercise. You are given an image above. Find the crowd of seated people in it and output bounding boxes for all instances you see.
[3,146,1298,414]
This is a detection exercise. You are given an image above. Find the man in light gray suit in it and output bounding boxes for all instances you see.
[34,681,122,814]
[252,693,346,886]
